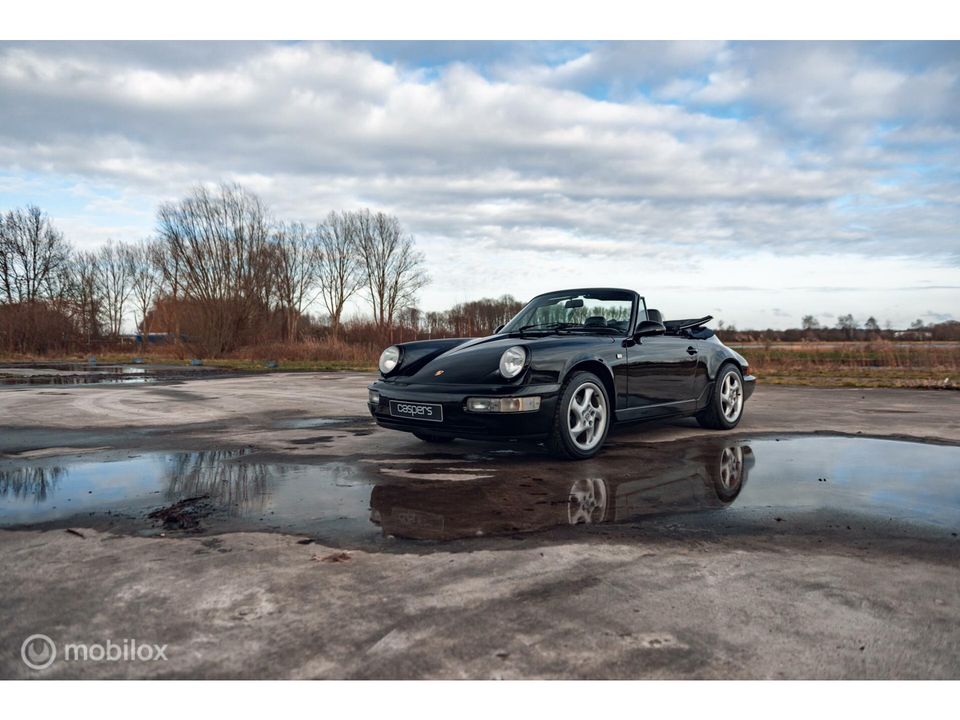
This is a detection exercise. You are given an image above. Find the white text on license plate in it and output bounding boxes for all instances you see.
[389,400,443,422]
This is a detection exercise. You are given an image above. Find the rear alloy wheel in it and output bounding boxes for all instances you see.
[696,364,745,430]
[412,431,455,444]
[548,371,611,460]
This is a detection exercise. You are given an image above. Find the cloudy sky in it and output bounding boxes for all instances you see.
[1,40,958,329]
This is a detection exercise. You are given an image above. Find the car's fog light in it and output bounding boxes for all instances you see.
[466,396,541,413]
[368,390,380,405]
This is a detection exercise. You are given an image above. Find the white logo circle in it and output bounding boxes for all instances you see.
[21,634,57,670]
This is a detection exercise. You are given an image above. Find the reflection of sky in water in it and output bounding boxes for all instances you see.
[732,438,960,528]
[0,455,171,520]
[1,364,154,385]
[272,417,349,430]
[0,438,958,535]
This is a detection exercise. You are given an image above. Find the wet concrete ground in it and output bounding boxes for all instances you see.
[1,373,959,678]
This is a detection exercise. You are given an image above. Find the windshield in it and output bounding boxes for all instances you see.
[501,290,636,335]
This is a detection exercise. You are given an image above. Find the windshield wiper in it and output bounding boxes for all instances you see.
[518,322,571,331]
[565,325,620,334]
[514,322,619,336]
[517,322,577,334]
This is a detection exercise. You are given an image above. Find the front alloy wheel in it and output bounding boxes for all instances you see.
[567,381,607,451]
[548,371,611,460]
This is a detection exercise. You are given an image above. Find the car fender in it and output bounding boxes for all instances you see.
[703,343,749,380]
[558,352,618,406]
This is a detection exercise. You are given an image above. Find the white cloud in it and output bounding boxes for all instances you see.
[0,40,957,328]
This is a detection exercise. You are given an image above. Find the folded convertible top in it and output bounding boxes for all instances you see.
[664,315,713,331]
[662,315,714,339]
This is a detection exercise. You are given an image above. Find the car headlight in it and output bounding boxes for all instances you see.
[499,345,527,379]
[378,346,401,374]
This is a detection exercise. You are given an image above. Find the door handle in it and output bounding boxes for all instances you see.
[686,346,697,355]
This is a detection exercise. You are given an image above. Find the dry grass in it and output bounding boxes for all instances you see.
[0,338,379,373]
[227,338,379,365]
[733,341,960,390]
[3,339,959,389]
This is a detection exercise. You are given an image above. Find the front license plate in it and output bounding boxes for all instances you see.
[389,400,443,423]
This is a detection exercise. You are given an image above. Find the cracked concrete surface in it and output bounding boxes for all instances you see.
[1,374,958,678]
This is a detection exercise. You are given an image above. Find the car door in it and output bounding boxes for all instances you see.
[626,335,699,413]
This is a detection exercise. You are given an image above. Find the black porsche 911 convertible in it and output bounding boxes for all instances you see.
[367,288,755,459]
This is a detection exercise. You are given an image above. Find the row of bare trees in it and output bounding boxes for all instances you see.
[151,184,428,354]
[0,206,150,353]
[0,184,429,355]
[422,296,523,337]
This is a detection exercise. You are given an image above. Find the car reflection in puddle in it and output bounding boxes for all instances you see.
[1,436,958,547]
[370,443,753,540]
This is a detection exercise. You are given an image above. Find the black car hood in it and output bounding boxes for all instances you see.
[399,333,616,385]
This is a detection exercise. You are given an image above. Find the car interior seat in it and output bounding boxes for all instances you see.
[646,309,663,324]
[584,315,607,327]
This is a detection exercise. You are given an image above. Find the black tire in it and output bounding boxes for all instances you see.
[547,371,611,460]
[413,431,455,444]
[696,364,745,430]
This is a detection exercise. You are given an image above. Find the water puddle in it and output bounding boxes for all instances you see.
[0,363,227,386]
[273,417,367,430]
[1,435,958,547]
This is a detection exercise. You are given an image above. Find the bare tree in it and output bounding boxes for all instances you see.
[96,240,135,338]
[130,240,162,342]
[0,205,70,304]
[316,211,364,337]
[71,250,103,344]
[836,313,858,340]
[155,183,273,355]
[272,221,323,341]
[801,315,820,330]
[436,295,523,336]
[0,228,9,303]
[357,210,428,330]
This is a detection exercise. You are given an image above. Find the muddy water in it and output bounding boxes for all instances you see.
[1,435,958,547]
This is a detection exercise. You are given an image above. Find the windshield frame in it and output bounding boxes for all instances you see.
[500,288,643,337]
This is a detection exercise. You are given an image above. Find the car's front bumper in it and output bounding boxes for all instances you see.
[742,374,757,400]
[368,379,562,440]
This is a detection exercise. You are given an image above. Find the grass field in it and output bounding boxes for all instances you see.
[2,341,958,389]
[0,353,375,373]
[733,341,960,390]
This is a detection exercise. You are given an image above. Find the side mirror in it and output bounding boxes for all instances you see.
[494,324,504,334]
[634,320,666,339]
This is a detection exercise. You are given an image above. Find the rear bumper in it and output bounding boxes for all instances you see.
[368,380,561,440]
